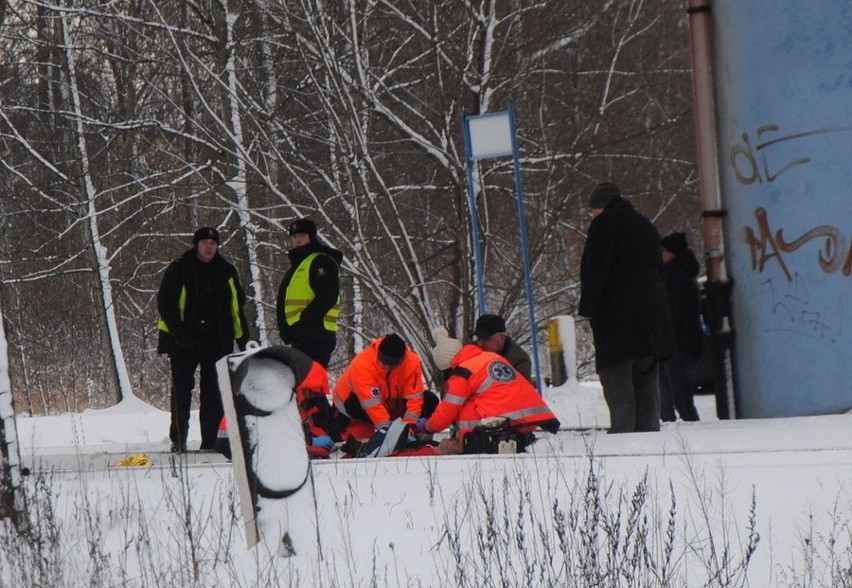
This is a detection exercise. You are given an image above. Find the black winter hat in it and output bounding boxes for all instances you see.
[471,314,507,340]
[288,218,318,236]
[661,232,689,256]
[587,182,622,209]
[377,334,406,367]
[193,226,220,245]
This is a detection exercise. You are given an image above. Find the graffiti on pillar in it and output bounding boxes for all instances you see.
[731,124,852,281]
[744,207,851,281]
[760,273,843,344]
[713,1,852,416]
[730,125,852,185]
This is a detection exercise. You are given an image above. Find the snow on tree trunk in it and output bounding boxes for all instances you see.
[59,11,134,404]
[0,296,26,523]
[222,6,268,346]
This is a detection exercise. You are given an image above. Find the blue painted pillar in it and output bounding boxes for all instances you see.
[712,1,852,416]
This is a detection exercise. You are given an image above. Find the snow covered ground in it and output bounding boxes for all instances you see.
[11,381,852,586]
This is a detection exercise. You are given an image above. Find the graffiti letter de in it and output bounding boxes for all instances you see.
[730,125,852,185]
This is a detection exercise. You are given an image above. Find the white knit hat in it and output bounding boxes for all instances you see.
[431,327,462,370]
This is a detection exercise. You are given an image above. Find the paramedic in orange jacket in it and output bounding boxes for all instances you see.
[421,329,560,441]
[333,334,431,440]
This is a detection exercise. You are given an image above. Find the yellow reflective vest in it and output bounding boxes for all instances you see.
[283,252,339,332]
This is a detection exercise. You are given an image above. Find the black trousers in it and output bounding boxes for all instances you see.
[168,349,224,448]
[289,330,337,368]
[599,355,660,433]
[660,356,700,422]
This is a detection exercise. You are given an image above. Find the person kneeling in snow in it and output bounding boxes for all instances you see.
[332,334,438,441]
[418,328,560,454]
[216,347,342,460]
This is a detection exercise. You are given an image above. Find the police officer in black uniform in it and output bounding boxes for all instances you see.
[157,227,250,452]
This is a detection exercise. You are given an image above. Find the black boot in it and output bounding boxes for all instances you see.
[170,442,187,453]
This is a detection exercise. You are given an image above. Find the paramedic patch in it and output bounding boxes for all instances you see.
[488,361,516,383]
[370,386,380,398]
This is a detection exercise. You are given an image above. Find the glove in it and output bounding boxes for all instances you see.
[414,418,432,442]
[175,332,193,351]
[311,435,334,451]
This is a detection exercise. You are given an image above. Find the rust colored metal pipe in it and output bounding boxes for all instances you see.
[686,0,736,418]
[687,0,727,282]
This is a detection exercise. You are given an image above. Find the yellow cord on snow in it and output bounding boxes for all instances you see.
[114,453,153,467]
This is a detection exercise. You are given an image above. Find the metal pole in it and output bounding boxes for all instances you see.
[687,0,735,418]
[508,106,543,393]
[462,112,487,313]
[687,0,726,283]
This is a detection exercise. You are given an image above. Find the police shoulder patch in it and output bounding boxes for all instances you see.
[488,361,516,383]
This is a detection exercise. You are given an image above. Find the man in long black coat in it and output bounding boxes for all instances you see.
[157,227,250,452]
[578,183,675,433]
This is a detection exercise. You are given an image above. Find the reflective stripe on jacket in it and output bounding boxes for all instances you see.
[227,277,244,339]
[156,286,187,333]
[425,345,559,439]
[283,252,340,332]
[333,337,426,428]
[157,276,244,339]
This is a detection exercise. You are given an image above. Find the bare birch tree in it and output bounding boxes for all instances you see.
[0,296,27,527]
[58,5,134,403]
[0,0,697,410]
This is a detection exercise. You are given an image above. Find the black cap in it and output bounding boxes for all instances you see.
[661,232,689,256]
[193,227,219,245]
[377,334,406,367]
[587,182,621,209]
[288,218,318,237]
[471,314,507,340]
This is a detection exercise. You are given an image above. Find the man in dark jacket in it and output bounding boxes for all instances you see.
[578,183,675,433]
[157,226,250,452]
[471,313,533,384]
[659,232,703,422]
[276,218,343,367]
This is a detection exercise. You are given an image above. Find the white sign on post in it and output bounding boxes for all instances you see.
[468,112,513,160]
[463,107,545,393]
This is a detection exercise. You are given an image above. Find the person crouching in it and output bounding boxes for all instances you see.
[418,328,560,454]
[333,334,437,441]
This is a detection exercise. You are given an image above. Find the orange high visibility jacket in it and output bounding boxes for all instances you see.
[298,361,333,438]
[333,336,427,429]
[424,345,560,439]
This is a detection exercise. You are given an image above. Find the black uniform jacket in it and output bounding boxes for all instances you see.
[157,248,249,357]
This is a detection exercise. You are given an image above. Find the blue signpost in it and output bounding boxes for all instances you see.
[462,106,543,393]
